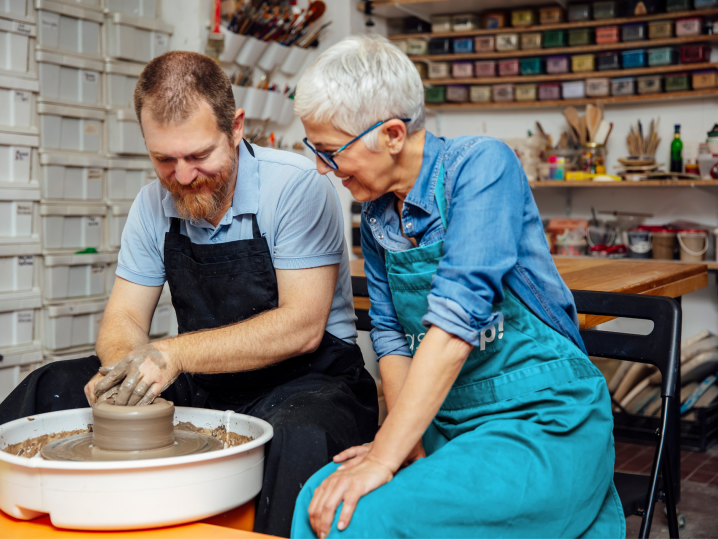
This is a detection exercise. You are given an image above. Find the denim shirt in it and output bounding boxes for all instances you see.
[361,132,587,359]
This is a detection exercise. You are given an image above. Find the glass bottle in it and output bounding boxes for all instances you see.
[671,124,683,173]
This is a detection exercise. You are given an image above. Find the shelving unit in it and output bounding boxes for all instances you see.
[531,180,718,188]
[359,0,565,19]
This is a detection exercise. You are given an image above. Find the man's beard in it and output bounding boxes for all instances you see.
[159,148,238,222]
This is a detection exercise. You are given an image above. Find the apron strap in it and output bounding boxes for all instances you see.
[169,217,181,235]
[251,213,261,239]
[434,163,448,231]
[243,138,255,157]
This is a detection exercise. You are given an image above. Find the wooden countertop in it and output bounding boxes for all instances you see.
[351,257,708,329]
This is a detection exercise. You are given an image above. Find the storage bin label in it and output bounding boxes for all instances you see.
[42,17,58,30]
[13,23,33,36]
[84,123,99,136]
[14,91,30,102]
[83,72,98,84]
[19,364,33,374]
[87,168,102,181]
[155,34,167,47]
[87,216,100,227]
[91,264,106,274]
[18,255,33,266]
[16,203,32,215]
[15,149,30,162]
[17,311,33,324]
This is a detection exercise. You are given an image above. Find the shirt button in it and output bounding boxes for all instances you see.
[377,234,384,240]
[369,217,377,224]
[406,222,412,229]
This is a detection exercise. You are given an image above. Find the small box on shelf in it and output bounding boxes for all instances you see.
[586,78,610,97]
[475,60,496,77]
[593,1,619,20]
[538,82,561,100]
[596,26,619,45]
[596,51,621,71]
[568,28,593,47]
[648,21,673,40]
[496,33,519,52]
[515,83,537,102]
[539,7,564,25]
[675,18,703,37]
[492,84,515,102]
[543,30,567,48]
[498,58,520,77]
[428,62,449,80]
[520,33,542,50]
[474,36,495,52]
[469,86,491,103]
[546,56,570,74]
[622,49,647,69]
[611,77,637,96]
[637,74,663,94]
[622,23,647,42]
[665,72,691,91]
[692,70,718,89]
[562,80,586,99]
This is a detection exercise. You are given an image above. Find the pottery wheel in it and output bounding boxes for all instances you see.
[40,398,222,462]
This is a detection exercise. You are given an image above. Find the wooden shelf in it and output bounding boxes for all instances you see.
[389,8,718,40]
[553,255,718,271]
[411,34,718,61]
[359,0,562,19]
[531,180,718,188]
[425,88,718,110]
[423,62,718,85]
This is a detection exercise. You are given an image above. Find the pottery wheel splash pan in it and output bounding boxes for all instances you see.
[0,407,273,530]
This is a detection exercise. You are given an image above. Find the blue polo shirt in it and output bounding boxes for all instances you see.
[116,141,357,343]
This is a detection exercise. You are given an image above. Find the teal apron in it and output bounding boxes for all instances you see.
[292,167,625,538]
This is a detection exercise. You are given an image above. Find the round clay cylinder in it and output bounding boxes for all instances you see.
[92,399,175,451]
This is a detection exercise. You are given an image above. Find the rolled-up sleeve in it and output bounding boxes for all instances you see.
[361,214,412,360]
[422,139,525,346]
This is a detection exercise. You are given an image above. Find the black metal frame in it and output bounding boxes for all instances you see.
[573,290,682,539]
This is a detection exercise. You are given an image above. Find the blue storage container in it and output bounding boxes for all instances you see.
[453,38,474,54]
[622,49,647,69]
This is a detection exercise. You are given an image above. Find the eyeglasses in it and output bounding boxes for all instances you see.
[303,118,411,171]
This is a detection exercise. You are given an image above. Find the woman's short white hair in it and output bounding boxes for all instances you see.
[294,34,425,151]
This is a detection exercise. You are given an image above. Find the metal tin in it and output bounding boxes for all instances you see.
[611,77,636,96]
[403,17,431,34]
[475,60,497,76]
[648,20,673,39]
[596,26,620,44]
[428,62,450,79]
[512,10,536,27]
[446,85,469,103]
[593,1,618,20]
[452,61,474,78]
[681,44,711,64]
[470,86,492,103]
[621,49,647,69]
[596,51,621,71]
[521,57,544,75]
[516,83,538,101]
[568,4,591,22]
[648,47,678,66]
[452,14,480,32]
[498,58,520,76]
[622,23,647,42]
[675,18,702,37]
[695,0,718,7]
[424,86,445,103]
[539,7,564,24]
[521,33,543,50]
[586,78,611,97]
[546,55,570,74]
[693,70,718,89]
[496,33,519,51]
[474,36,496,52]
[626,0,660,15]
[407,39,429,56]
[569,28,593,47]
[492,84,515,102]
[428,38,451,55]
[637,75,662,94]
[562,80,586,99]
[572,54,596,72]
[453,38,474,54]
[665,73,690,91]
[666,0,691,11]
[543,30,567,48]
[413,62,428,80]
[538,82,561,100]
[431,16,452,33]
[483,13,506,29]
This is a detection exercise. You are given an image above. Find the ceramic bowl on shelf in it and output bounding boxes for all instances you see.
[618,156,656,167]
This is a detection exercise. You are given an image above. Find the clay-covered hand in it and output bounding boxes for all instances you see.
[308,455,394,538]
[93,344,180,406]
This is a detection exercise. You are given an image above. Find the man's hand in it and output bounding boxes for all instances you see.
[84,371,106,406]
[93,343,180,406]
[333,440,425,472]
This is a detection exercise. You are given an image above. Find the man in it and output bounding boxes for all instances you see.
[0,51,378,537]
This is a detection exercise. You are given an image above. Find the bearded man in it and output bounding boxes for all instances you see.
[0,51,378,537]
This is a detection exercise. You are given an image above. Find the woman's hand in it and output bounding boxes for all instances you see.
[334,440,425,471]
[308,455,394,538]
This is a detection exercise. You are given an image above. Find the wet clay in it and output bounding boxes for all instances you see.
[92,398,175,451]
[176,422,253,448]
[2,428,91,458]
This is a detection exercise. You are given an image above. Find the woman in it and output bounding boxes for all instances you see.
[291,35,624,538]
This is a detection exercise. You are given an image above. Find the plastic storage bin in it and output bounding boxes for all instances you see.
[42,299,107,351]
[621,49,647,69]
[496,33,518,51]
[0,185,38,240]
[428,38,450,55]
[0,74,37,133]
[36,51,102,108]
[0,239,40,295]
[0,131,37,183]
[520,33,542,50]
[511,10,535,27]
[36,0,102,58]
[648,47,678,66]
[586,78,610,97]
[0,345,42,402]
[106,108,144,155]
[648,21,673,39]
[572,54,595,72]
[681,44,710,63]
[593,1,618,19]
[428,62,449,80]
[0,15,36,76]
[569,28,593,46]
[546,56,570,74]
[105,0,159,18]
[39,151,106,201]
[597,51,621,70]
[596,26,619,44]
[543,30,566,48]
[40,204,105,251]
[539,7,564,24]
[622,23,647,42]
[106,158,153,202]
[665,73,690,91]
[107,202,130,249]
[37,103,103,153]
[42,252,116,301]
[498,58,519,76]
[538,82,561,100]
[103,59,142,109]
[0,292,41,348]
[470,86,491,103]
[474,36,495,52]
[562,80,586,99]
[675,18,702,37]
[1,0,31,19]
[520,58,544,75]
[612,77,636,96]
[515,83,537,101]
[103,11,172,63]
[568,4,591,22]
[474,60,496,76]
[492,84,514,102]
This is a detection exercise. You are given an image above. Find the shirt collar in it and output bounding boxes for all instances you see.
[160,139,260,227]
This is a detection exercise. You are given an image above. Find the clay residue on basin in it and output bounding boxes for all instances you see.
[3,428,91,458]
[175,422,253,447]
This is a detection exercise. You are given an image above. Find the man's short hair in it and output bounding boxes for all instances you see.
[134,51,236,141]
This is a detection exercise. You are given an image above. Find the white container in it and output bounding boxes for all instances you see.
[0,291,42,348]
[262,90,283,123]
[104,0,159,18]
[36,0,103,58]
[0,131,38,184]
[43,346,95,365]
[149,285,174,337]
[231,84,246,109]
[562,80,586,99]
[40,203,105,251]
[106,108,144,155]
[257,41,290,72]
[36,50,103,107]
[277,96,294,126]
[0,407,272,530]
[1,0,30,20]
[0,344,43,401]
[42,252,116,302]
[106,202,130,249]
[42,298,106,350]
[102,11,172,63]
[0,239,40,295]
[218,25,247,64]
[106,157,153,201]
[279,45,309,76]
[39,151,106,201]
[234,35,268,67]
[103,59,142,109]
[0,185,39,239]
[37,103,104,153]
[698,153,718,179]
[242,87,267,120]
[60,0,102,9]
[0,74,38,133]
[0,15,37,77]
